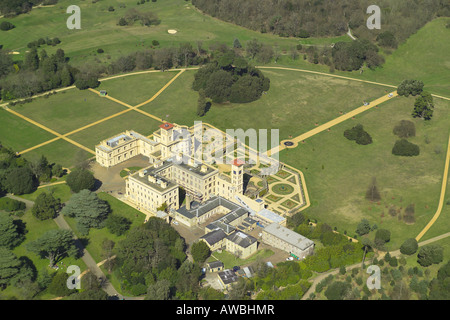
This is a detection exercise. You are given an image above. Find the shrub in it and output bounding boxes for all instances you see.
[0,21,15,31]
[417,245,443,267]
[344,124,372,145]
[400,238,419,255]
[397,79,424,97]
[97,48,104,54]
[0,197,26,212]
[66,168,96,193]
[403,204,416,224]
[392,139,420,156]
[324,281,351,300]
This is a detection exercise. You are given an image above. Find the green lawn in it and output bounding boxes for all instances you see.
[18,183,73,204]
[68,109,161,150]
[280,96,450,250]
[264,18,450,97]
[0,108,56,152]
[64,192,145,263]
[23,139,93,169]
[97,70,180,106]
[141,68,390,141]
[11,89,128,135]
[2,209,87,300]
[0,0,309,66]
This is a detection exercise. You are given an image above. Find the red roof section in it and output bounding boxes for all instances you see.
[232,159,245,167]
[159,122,174,130]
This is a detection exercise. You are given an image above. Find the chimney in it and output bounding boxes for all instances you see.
[148,175,156,183]
[200,165,207,173]
[161,181,167,189]
[186,194,191,210]
[139,171,145,177]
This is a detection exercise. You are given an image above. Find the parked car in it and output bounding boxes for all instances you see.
[233,266,240,272]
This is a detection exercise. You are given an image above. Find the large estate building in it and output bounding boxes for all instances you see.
[96,122,314,261]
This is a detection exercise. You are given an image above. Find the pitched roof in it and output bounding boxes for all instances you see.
[200,228,227,246]
[226,231,257,248]
[263,223,314,251]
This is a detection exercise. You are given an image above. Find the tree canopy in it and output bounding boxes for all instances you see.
[0,212,25,249]
[62,190,110,235]
[26,229,78,266]
[32,192,60,220]
[192,48,270,104]
[66,168,96,193]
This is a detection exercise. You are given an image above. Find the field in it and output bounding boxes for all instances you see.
[0,0,449,300]
[140,68,391,141]
[280,96,450,249]
[0,0,311,65]
[0,108,56,151]
[96,70,179,106]
[11,90,128,135]
[264,18,450,97]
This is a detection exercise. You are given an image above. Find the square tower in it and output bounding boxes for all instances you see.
[231,159,244,194]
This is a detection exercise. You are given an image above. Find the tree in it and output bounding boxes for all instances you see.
[0,21,15,31]
[246,39,262,59]
[374,229,391,247]
[190,241,210,264]
[105,214,131,236]
[32,192,60,220]
[69,288,109,300]
[47,271,76,297]
[287,211,307,228]
[376,31,398,48]
[0,212,25,249]
[392,139,420,157]
[60,66,73,87]
[356,219,371,236]
[324,281,351,300]
[197,88,207,117]
[417,245,444,267]
[23,48,39,71]
[0,247,22,288]
[428,261,450,300]
[52,164,64,178]
[400,238,418,255]
[29,155,52,182]
[26,229,78,266]
[233,38,242,49]
[146,279,171,300]
[344,124,372,145]
[3,166,36,195]
[74,72,100,90]
[397,79,424,97]
[412,91,434,120]
[66,168,95,193]
[62,190,110,235]
[0,197,26,212]
[204,69,233,103]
